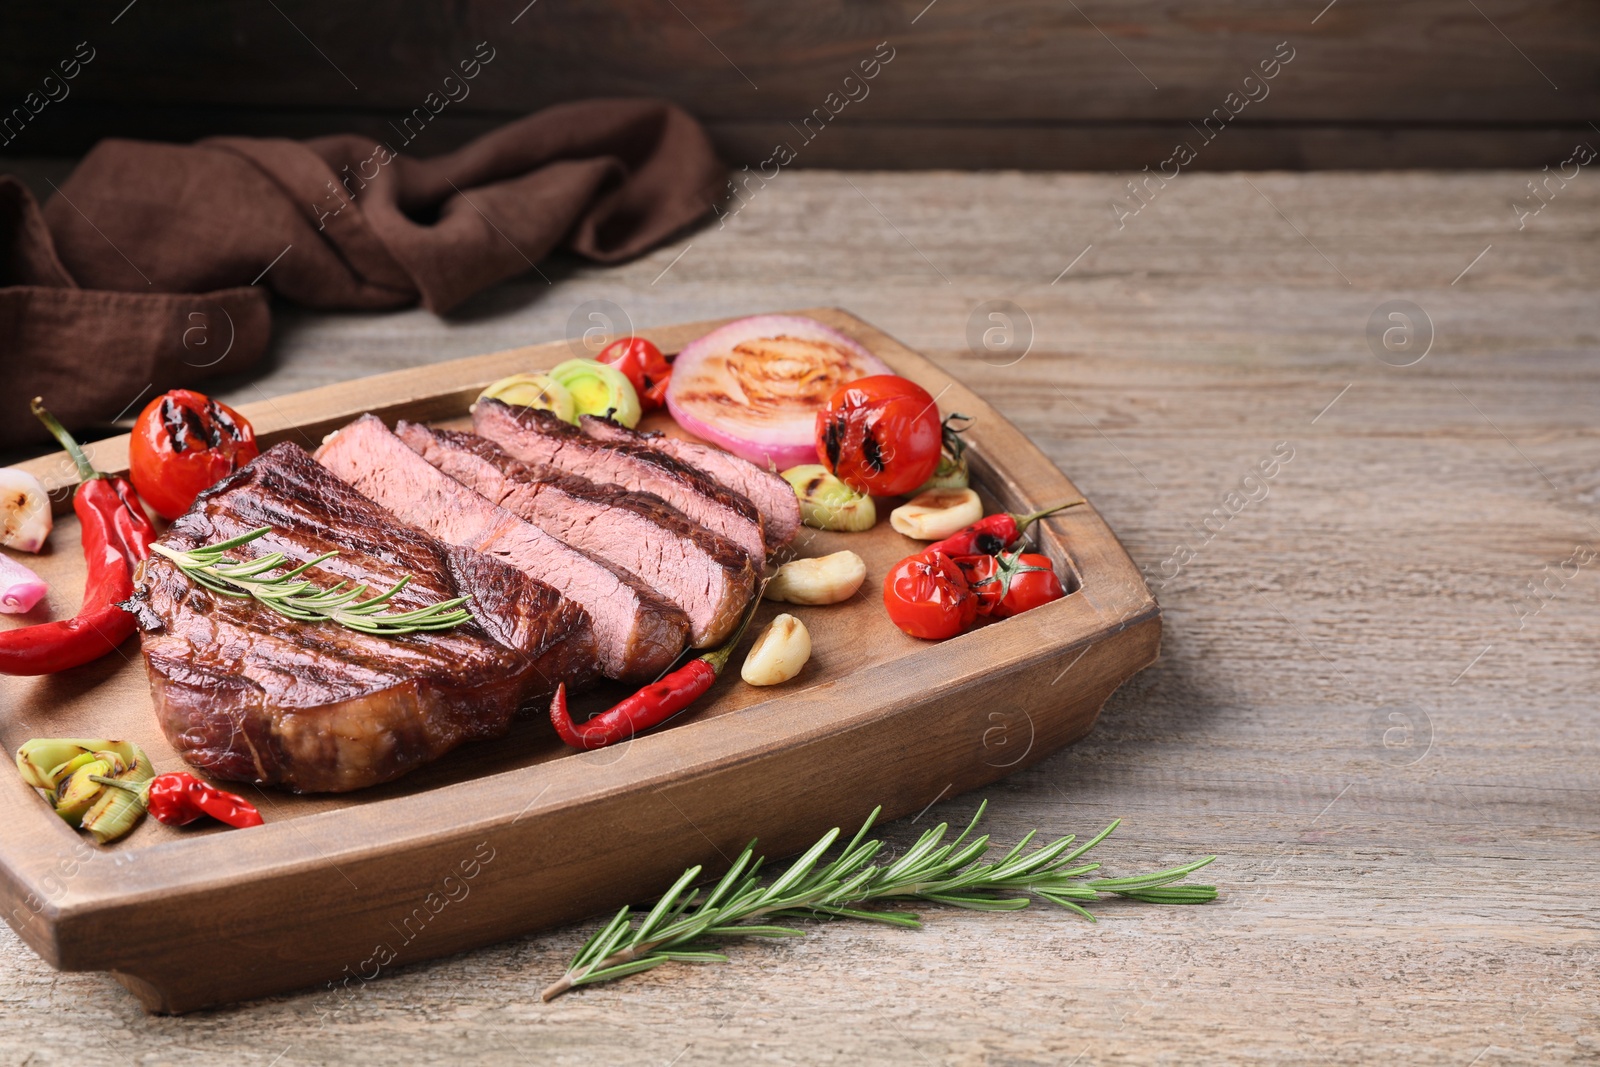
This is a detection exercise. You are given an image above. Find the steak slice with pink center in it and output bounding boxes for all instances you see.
[472,398,767,561]
[578,415,800,548]
[397,421,757,647]
[317,415,689,682]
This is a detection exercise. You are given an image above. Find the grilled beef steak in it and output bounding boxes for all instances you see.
[473,398,767,561]
[126,442,596,793]
[396,421,758,647]
[317,416,689,681]
[578,415,800,548]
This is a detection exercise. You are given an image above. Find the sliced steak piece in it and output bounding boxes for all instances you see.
[579,415,801,547]
[126,442,596,794]
[317,415,689,681]
[473,398,767,561]
[397,422,758,648]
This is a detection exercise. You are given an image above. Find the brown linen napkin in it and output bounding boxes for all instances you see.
[1,99,724,450]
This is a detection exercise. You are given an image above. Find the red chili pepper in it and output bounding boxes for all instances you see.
[923,499,1086,557]
[549,599,758,750]
[94,771,264,829]
[0,401,159,676]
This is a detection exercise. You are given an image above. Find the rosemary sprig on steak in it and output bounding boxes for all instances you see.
[150,526,473,636]
[541,800,1217,1001]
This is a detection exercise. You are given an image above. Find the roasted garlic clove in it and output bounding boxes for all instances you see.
[890,487,984,541]
[741,613,811,686]
[764,551,867,606]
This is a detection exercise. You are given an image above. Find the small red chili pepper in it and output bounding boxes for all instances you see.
[549,599,759,750]
[923,499,1086,557]
[93,771,264,829]
[0,401,159,676]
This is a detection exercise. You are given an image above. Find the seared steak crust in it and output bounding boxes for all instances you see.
[127,442,596,793]
[318,416,688,681]
[579,415,801,547]
[473,398,767,561]
[397,422,758,647]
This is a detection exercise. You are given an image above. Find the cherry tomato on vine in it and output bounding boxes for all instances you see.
[815,375,942,497]
[882,549,978,639]
[597,337,672,411]
[952,554,1005,614]
[982,551,1066,618]
[129,390,259,520]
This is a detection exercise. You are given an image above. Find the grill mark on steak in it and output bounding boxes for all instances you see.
[397,422,758,647]
[578,415,801,547]
[472,398,767,561]
[317,415,689,681]
[126,442,596,793]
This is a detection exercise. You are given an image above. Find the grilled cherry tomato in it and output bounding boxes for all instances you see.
[883,549,977,640]
[129,389,258,520]
[952,553,1005,614]
[816,375,942,497]
[992,552,1065,618]
[596,337,672,411]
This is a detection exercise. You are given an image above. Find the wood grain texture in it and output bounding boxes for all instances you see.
[0,1,1595,168]
[0,166,1597,1059]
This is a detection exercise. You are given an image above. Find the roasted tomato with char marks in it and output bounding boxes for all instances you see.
[954,550,1066,618]
[815,374,942,497]
[130,389,259,519]
[883,549,978,640]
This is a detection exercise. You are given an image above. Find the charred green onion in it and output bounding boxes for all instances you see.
[782,465,876,532]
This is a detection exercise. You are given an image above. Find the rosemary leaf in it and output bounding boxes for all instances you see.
[150,526,473,638]
[542,801,1218,1002]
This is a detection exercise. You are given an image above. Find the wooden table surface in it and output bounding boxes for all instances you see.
[2,167,1596,1064]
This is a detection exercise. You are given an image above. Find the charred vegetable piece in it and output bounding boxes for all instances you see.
[16,738,153,843]
[666,314,892,470]
[550,359,642,428]
[890,487,984,541]
[815,375,943,497]
[130,389,260,520]
[955,550,1067,618]
[917,414,974,492]
[475,373,577,424]
[0,467,52,552]
[882,549,978,640]
[781,465,876,532]
[763,550,867,605]
[54,759,112,826]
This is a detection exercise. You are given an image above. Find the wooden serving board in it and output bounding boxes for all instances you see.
[0,309,1159,1013]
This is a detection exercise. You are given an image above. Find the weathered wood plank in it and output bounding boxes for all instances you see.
[0,1,1595,167]
[0,167,1596,1060]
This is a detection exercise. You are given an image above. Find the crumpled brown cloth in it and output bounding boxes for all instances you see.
[0,99,724,450]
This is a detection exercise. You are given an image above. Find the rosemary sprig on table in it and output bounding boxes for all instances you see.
[543,801,1217,1000]
[150,526,473,637]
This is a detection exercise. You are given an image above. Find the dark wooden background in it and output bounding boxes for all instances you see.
[2,0,1597,169]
